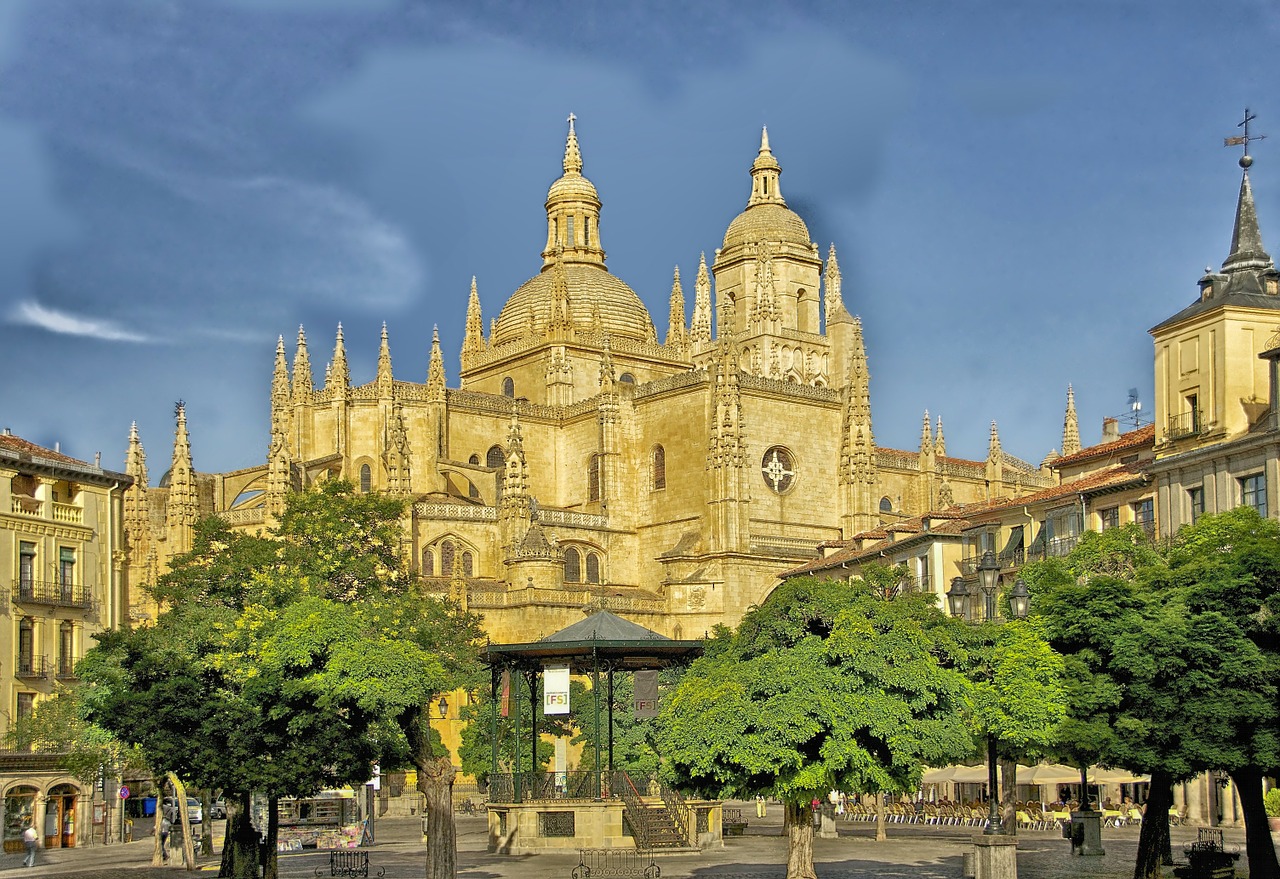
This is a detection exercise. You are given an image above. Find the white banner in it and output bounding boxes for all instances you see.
[543,665,570,715]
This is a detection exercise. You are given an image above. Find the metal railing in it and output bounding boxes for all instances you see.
[14,579,93,609]
[1167,410,1204,439]
[16,656,51,681]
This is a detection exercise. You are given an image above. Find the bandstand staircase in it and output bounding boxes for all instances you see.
[612,771,689,850]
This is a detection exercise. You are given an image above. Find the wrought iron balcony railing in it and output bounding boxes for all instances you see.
[16,656,51,681]
[14,579,93,609]
[1167,410,1204,440]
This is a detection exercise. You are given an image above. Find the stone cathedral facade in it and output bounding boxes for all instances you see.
[121,121,1052,640]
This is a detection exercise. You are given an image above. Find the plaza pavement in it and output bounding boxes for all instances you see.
[0,803,1272,879]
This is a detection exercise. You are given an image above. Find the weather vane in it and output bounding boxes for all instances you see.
[1224,108,1266,168]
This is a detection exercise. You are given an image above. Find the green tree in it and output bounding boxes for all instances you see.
[655,577,973,879]
[81,483,483,879]
[1031,514,1280,879]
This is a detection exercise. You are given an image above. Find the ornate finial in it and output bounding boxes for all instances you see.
[563,113,583,175]
[1226,108,1266,169]
[760,126,770,154]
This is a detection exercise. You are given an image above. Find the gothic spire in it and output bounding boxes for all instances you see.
[376,322,393,389]
[599,336,615,392]
[988,421,1002,459]
[125,421,148,488]
[919,411,933,453]
[1062,385,1081,456]
[292,325,313,397]
[462,276,485,357]
[272,335,291,407]
[328,323,350,390]
[824,243,847,323]
[934,415,946,457]
[166,402,198,553]
[563,113,583,175]
[666,266,688,351]
[427,324,446,397]
[691,252,713,345]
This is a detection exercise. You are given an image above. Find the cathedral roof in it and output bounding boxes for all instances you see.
[492,262,655,346]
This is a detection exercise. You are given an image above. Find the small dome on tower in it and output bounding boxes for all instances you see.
[722,127,813,251]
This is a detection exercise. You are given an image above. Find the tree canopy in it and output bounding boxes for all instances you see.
[655,576,975,879]
[79,481,483,879]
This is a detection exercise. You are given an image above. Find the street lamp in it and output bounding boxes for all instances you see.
[947,577,970,620]
[1009,579,1030,621]
[977,550,1000,622]
[983,574,1030,837]
[438,696,449,719]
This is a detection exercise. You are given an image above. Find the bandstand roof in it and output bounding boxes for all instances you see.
[483,610,703,673]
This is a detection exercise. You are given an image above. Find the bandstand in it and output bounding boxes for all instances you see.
[483,611,720,854]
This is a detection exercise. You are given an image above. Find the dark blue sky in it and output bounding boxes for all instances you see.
[2,0,1278,473]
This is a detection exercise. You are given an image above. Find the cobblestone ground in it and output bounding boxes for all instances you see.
[0,806,1272,879]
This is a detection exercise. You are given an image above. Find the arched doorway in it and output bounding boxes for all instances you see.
[3,785,37,853]
[46,784,78,848]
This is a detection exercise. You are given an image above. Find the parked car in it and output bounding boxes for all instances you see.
[162,796,203,825]
[209,800,226,820]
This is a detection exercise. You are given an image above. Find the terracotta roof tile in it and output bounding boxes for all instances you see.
[0,433,91,467]
[1051,424,1154,469]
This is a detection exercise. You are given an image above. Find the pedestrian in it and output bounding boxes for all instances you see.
[159,812,173,863]
[755,795,766,818]
[22,822,37,867]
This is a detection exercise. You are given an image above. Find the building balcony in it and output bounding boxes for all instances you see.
[9,496,42,516]
[14,579,94,610]
[1167,410,1204,440]
[50,502,83,524]
[959,547,1027,576]
[55,663,77,682]
[15,656,51,681]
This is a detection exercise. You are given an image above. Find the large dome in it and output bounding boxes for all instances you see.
[723,203,812,251]
[491,263,654,346]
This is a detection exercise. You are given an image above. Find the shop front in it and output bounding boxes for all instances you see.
[3,785,38,854]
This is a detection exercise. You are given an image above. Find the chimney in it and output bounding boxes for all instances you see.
[1101,417,1119,442]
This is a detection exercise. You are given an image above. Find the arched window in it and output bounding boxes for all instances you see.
[652,445,666,490]
[879,496,894,513]
[502,377,515,398]
[587,454,601,502]
[441,541,456,577]
[422,548,434,576]
[462,551,474,577]
[359,463,372,494]
[564,547,582,583]
[469,454,480,465]
[486,445,505,469]
[585,552,601,584]
[619,373,635,384]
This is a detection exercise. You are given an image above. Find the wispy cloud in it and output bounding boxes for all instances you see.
[10,301,150,342]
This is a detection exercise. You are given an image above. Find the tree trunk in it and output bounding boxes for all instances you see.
[152,775,165,867]
[1000,758,1017,836]
[168,773,197,871]
[874,792,887,841]
[1231,766,1280,879]
[260,795,279,879]
[218,792,260,879]
[1134,769,1174,879]
[422,755,457,879]
[784,801,817,879]
[201,789,213,856]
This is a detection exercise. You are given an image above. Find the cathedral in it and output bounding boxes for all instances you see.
[121,120,1053,641]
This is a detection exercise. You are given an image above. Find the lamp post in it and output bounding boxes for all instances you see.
[947,576,970,620]
[977,550,1000,622]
